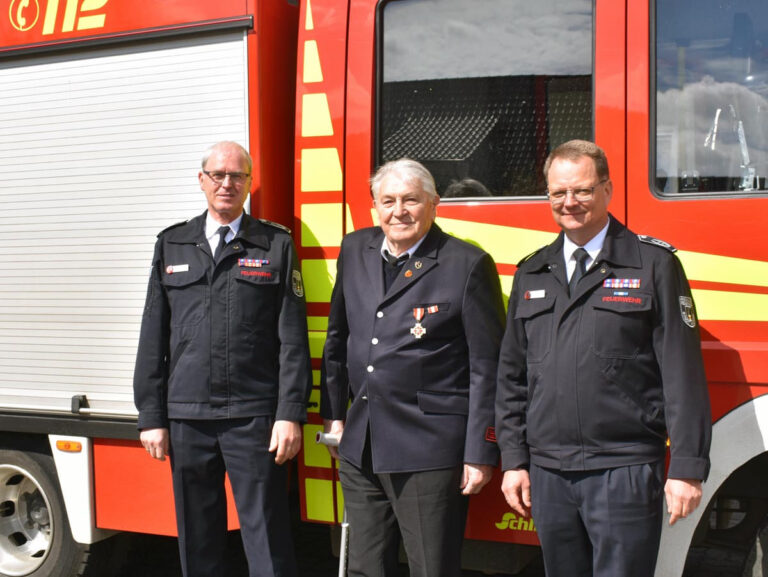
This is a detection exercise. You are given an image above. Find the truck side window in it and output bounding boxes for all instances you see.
[655,0,768,195]
[377,0,593,199]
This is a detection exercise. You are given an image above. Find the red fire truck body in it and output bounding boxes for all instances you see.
[0,0,767,576]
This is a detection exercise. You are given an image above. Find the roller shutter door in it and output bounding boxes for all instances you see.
[0,30,249,418]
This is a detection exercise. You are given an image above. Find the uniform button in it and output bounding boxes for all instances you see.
[377,311,384,318]
[367,365,374,373]
[371,338,379,345]
[361,395,368,401]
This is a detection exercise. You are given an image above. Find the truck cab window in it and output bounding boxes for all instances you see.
[377,0,593,199]
[655,0,768,195]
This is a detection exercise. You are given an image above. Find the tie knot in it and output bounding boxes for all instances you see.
[217,226,231,238]
[573,247,589,265]
[383,250,409,267]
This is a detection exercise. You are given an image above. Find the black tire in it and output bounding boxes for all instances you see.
[0,449,88,577]
[742,515,768,577]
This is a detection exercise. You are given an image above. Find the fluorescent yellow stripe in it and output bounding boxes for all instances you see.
[302,93,334,137]
[693,289,768,322]
[678,250,768,288]
[305,479,335,522]
[303,40,323,84]
[308,316,329,331]
[301,148,342,192]
[500,275,513,304]
[309,331,327,358]
[305,0,314,30]
[302,259,336,303]
[438,217,556,267]
[345,203,356,233]
[301,203,343,247]
[312,370,321,386]
[303,424,331,468]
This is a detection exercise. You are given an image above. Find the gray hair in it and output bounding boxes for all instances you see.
[370,158,438,201]
[201,141,253,174]
[543,140,610,182]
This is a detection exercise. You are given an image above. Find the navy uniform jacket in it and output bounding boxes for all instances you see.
[321,224,505,473]
[133,211,312,429]
[495,216,711,480]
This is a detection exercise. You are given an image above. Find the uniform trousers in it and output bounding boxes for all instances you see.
[530,461,665,577]
[338,440,467,577]
[169,417,297,577]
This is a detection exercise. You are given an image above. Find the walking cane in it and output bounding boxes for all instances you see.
[315,431,348,577]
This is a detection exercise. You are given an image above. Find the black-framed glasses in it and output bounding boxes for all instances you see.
[547,180,608,204]
[203,170,250,185]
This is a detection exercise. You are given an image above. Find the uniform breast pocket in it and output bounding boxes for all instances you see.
[514,295,555,363]
[591,292,653,359]
[234,269,281,324]
[162,268,208,327]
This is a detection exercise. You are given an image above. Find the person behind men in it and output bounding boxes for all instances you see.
[133,141,312,577]
[495,139,712,577]
[321,158,505,577]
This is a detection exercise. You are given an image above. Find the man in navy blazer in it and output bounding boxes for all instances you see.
[320,159,505,577]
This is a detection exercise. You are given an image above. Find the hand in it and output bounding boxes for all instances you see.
[322,419,345,460]
[461,463,494,495]
[501,469,532,519]
[269,420,302,464]
[665,478,703,526]
[140,428,169,461]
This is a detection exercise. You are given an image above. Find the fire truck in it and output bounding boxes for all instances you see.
[0,0,767,576]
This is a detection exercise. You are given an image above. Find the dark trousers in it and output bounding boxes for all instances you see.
[338,444,467,577]
[530,461,665,577]
[169,417,297,577]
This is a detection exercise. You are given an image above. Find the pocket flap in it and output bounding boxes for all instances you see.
[161,266,206,287]
[591,292,653,313]
[514,295,556,320]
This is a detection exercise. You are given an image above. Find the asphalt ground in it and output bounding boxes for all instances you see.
[93,516,746,577]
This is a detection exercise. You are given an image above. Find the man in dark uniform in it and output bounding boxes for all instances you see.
[133,141,312,577]
[321,159,505,577]
[495,140,711,577]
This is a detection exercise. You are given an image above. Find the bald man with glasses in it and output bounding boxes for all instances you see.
[134,141,311,577]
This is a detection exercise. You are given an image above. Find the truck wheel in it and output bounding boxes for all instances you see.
[742,515,768,577]
[0,450,87,577]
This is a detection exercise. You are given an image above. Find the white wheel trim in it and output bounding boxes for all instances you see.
[0,464,53,576]
[655,394,768,577]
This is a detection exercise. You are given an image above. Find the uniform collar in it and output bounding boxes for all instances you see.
[165,211,270,250]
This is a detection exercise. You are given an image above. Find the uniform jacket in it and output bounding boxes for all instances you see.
[133,211,312,429]
[496,216,711,480]
[321,224,505,473]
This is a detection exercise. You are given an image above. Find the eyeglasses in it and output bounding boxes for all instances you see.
[547,180,608,204]
[203,170,250,185]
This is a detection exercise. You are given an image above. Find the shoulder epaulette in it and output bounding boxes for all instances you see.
[259,218,292,234]
[157,220,188,237]
[638,234,676,253]
[516,245,548,267]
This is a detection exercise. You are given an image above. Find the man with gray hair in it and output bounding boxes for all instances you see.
[320,158,505,577]
[134,141,312,577]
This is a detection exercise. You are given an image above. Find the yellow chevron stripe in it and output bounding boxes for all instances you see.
[304,478,335,522]
[303,40,323,84]
[678,250,768,288]
[302,93,334,137]
[301,203,343,247]
[302,259,336,303]
[305,0,314,30]
[301,148,342,192]
[693,289,768,322]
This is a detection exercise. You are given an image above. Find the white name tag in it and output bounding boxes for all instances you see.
[524,289,546,300]
[166,264,189,274]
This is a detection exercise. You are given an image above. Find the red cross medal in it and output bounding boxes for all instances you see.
[410,307,426,339]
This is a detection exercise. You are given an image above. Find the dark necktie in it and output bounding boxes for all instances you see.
[568,247,589,296]
[383,250,409,292]
[213,226,231,262]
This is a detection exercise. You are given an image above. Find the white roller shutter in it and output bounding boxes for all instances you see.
[0,31,249,418]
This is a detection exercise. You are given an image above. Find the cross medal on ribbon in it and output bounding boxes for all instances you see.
[410,307,427,339]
